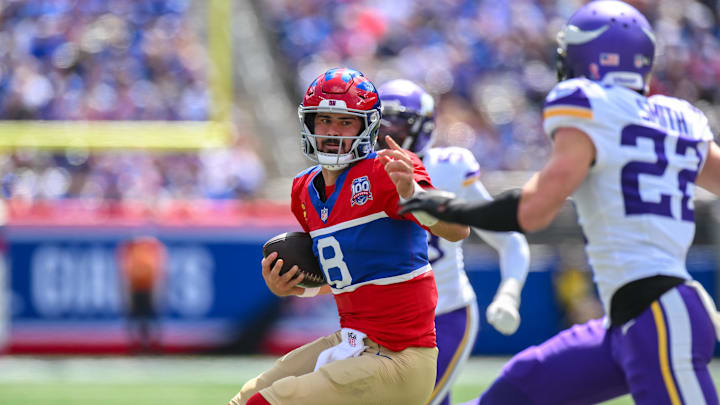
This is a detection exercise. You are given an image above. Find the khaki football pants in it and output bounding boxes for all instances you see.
[230,330,438,405]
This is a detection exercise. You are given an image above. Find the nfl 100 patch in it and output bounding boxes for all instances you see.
[350,176,373,206]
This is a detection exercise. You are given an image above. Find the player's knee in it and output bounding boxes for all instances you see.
[272,376,300,398]
[227,393,243,405]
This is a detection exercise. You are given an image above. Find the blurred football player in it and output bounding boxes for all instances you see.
[117,235,166,354]
[377,79,530,405]
[400,1,720,404]
[229,68,469,405]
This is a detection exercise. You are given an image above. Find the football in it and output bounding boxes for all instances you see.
[262,231,327,288]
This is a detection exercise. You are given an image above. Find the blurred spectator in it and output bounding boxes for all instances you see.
[0,139,266,203]
[3,0,719,202]
[0,0,208,121]
[0,0,267,203]
[0,201,7,353]
[260,0,720,170]
[117,235,167,354]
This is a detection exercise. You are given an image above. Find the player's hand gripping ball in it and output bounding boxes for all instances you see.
[262,232,327,288]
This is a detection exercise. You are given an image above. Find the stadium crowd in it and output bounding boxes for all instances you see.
[261,0,720,170]
[0,141,265,202]
[1,0,719,201]
[0,0,265,202]
[0,0,206,121]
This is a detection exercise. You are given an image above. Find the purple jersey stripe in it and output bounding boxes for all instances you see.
[464,168,481,179]
[545,88,591,110]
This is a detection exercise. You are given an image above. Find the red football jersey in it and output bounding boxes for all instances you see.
[291,152,438,351]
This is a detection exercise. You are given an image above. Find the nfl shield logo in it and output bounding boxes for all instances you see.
[348,332,357,347]
[320,207,329,222]
[350,176,373,206]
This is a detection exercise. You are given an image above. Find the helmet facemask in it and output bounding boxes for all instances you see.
[299,103,380,171]
[299,68,381,170]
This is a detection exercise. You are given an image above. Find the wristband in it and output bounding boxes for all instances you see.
[400,182,440,227]
[413,210,439,227]
[298,286,320,298]
[398,181,426,203]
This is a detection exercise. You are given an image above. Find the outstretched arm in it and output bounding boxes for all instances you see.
[462,179,530,335]
[477,227,530,332]
[517,127,595,231]
[378,136,470,242]
[480,230,530,335]
[423,212,471,242]
[398,127,595,233]
[696,141,720,196]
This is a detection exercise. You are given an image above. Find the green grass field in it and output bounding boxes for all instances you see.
[0,355,717,404]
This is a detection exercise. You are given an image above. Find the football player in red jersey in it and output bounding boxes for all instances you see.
[229,68,469,405]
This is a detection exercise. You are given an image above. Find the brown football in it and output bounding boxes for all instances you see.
[262,232,327,288]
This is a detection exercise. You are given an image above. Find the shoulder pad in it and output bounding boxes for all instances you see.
[544,79,597,121]
[426,147,481,187]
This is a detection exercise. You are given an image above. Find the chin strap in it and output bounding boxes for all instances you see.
[317,151,352,171]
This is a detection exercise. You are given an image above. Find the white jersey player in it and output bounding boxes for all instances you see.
[423,147,530,318]
[378,79,530,405]
[400,2,720,404]
[545,77,714,318]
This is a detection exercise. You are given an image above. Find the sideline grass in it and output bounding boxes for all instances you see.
[0,355,716,404]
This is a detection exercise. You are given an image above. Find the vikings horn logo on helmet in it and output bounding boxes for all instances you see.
[555,0,656,93]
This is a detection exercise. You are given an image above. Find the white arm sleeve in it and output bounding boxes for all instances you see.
[460,179,530,286]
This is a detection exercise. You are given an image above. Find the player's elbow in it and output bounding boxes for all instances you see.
[451,224,471,242]
[433,223,470,242]
[505,233,530,258]
[518,205,556,232]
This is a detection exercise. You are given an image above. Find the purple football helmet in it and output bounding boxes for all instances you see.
[377,79,436,156]
[556,0,656,93]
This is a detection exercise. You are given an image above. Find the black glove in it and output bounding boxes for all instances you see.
[398,190,463,223]
[399,188,525,232]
